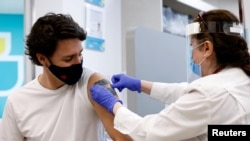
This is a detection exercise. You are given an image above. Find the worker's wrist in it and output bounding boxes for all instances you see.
[113,101,123,115]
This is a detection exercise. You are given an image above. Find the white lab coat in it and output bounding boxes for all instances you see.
[114,67,250,141]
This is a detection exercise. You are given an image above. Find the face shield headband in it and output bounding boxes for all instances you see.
[186,21,245,37]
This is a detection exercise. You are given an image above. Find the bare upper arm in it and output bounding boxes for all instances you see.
[87,72,118,102]
[86,72,132,141]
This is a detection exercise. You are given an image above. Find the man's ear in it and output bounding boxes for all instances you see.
[203,41,214,57]
[36,53,48,66]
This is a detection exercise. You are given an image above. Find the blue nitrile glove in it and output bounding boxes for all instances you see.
[90,84,123,113]
[111,74,141,93]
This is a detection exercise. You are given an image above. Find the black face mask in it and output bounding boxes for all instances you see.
[48,61,83,85]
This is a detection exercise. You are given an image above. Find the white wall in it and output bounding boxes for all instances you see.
[83,0,122,76]
[121,0,162,72]
[242,0,250,46]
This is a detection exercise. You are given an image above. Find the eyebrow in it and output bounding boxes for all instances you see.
[62,49,83,58]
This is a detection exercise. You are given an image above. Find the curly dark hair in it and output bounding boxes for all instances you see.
[192,9,250,76]
[25,13,87,66]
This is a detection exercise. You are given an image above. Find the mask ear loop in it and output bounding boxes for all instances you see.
[46,57,54,67]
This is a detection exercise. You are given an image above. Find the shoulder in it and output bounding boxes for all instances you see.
[88,71,109,88]
[79,67,108,86]
[82,67,95,78]
[5,78,40,109]
[81,67,110,92]
[78,67,95,84]
[193,67,247,85]
[188,67,247,94]
[8,78,38,98]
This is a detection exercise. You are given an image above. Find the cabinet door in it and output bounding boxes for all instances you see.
[126,27,186,116]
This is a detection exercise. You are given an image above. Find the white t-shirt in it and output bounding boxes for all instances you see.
[0,67,105,141]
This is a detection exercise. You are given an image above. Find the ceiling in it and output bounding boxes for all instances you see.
[0,0,24,14]
[0,0,238,15]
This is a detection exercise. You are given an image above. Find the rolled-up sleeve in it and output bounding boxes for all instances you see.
[114,107,145,141]
[150,82,188,104]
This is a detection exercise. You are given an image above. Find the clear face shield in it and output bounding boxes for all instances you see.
[186,21,245,82]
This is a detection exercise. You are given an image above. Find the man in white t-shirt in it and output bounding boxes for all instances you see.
[0,13,131,141]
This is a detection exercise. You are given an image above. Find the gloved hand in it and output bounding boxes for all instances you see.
[90,84,122,113]
[111,74,141,93]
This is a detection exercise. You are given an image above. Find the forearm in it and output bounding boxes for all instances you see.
[113,102,123,115]
[91,102,132,141]
[89,92,132,140]
[150,82,188,104]
[140,80,153,95]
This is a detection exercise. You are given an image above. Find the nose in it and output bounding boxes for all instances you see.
[73,55,83,64]
[78,55,83,63]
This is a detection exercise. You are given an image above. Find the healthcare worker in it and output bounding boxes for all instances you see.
[90,9,250,141]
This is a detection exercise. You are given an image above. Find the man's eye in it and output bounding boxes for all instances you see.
[64,57,72,62]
